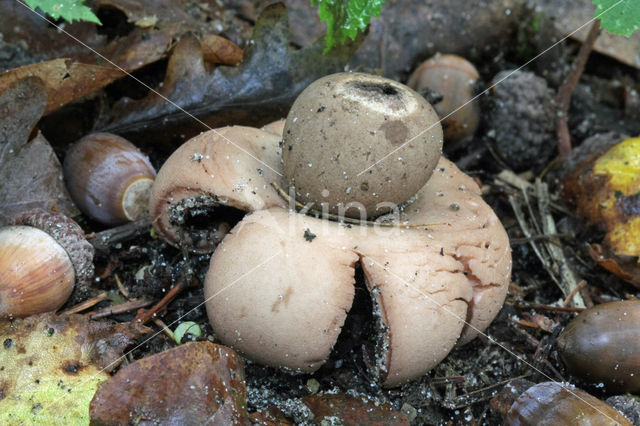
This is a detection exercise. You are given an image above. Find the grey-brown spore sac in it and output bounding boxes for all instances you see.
[485,70,556,171]
[283,72,443,218]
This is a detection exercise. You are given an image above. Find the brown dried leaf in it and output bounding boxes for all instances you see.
[90,342,250,425]
[0,2,103,70]
[89,30,174,73]
[88,0,250,72]
[0,78,78,225]
[85,320,155,372]
[202,34,244,65]
[94,0,208,34]
[589,244,640,288]
[97,3,364,139]
[303,394,409,425]
[0,313,151,424]
[1,0,247,78]
[535,0,640,69]
[0,59,124,115]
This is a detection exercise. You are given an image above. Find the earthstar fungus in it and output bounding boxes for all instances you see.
[150,123,511,387]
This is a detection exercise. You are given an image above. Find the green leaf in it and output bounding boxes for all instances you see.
[173,321,202,344]
[593,0,640,37]
[24,0,101,25]
[312,0,386,52]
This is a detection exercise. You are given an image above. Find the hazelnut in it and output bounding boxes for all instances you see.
[407,54,480,142]
[0,209,94,318]
[64,133,156,226]
[282,72,443,218]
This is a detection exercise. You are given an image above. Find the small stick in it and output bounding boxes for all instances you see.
[513,319,540,329]
[562,280,587,307]
[508,194,558,286]
[60,292,109,315]
[443,373,533,409]
[510,233,572,245]
[115,273,130,298]
[430,375,466,385]
[516,304,585,313]
[152,318,175,341]
[134,280,189,325]
[556,20,601,156]
[536,179,585,308]
[87,216,152,252]
[87,298,153,320]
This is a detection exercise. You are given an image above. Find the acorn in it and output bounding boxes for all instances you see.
[0,209,94,318]
[506,381,631,425]
[64,133,156,226]
[557,300,640,393]
[407,54,480,142]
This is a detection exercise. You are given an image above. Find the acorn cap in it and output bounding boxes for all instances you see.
[13,208,94,286]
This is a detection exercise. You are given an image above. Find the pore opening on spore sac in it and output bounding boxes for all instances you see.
[343,80,407,113]
[350,82,400,97]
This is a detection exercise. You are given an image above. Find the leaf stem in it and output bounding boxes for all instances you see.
[556,20,601,157]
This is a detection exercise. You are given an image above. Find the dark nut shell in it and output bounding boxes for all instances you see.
[506,381,631,426]
[407,54,479,142]
[283,72,443,218]
[557,300,640,393]
[64,133,156,226]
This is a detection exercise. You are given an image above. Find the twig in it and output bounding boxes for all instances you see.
[562,280,587,307]
[556,20,601,156]
[134,280,192,325]
[516,304,585,313]
[60,292,109,315]
[87,216,152,252]
[535,179,585,308]
[87,298,153,320]
[510,233,572,245]
[513,319,540,329]
[508,194,559,287]
[431,375,466,386]
[115,273,130,298]
[152,318,175,341]
[443,373,533,409]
